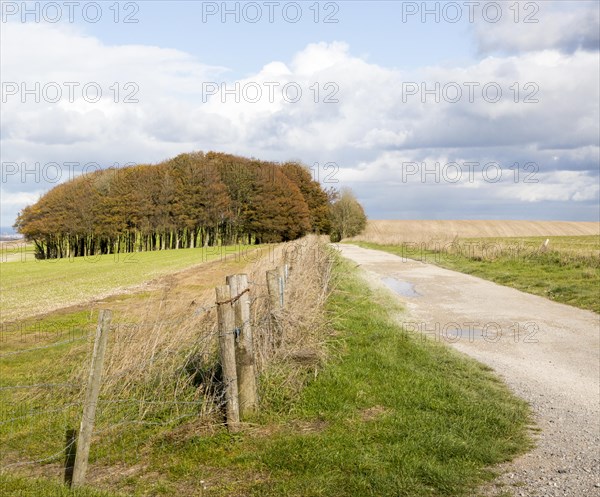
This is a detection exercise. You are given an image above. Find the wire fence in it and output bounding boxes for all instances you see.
[0,236,332,491]
[0,259,274,474]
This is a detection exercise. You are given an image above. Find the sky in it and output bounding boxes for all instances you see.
[1,0,599,230]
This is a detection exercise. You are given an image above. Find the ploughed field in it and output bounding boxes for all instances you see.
[351,219,599,244]
[350,221,599,313]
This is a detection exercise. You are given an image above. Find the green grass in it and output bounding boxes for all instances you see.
[353,236,600,313]
[0,244,255,321]
[0,475,122,496]
[1,256,532,496]
[215,258,532,496]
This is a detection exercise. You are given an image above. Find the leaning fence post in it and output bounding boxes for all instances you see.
[71,309,111,488]
[226,274,258,418]
[216,285,240,432]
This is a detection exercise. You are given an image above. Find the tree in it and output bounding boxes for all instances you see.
[329,188,367,242]
[15,151,330,258]
[281,162,331,234]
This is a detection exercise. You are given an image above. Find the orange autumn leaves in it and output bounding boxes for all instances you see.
[15,152,332,259]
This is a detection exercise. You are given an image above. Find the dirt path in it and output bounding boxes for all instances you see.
[337,244,600,497]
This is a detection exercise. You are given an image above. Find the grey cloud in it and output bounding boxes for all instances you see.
[475,3,599,55]
[351,180,598,222]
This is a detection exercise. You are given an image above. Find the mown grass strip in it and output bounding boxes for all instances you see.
[352,237,600,313]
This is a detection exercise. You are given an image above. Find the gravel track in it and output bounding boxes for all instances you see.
[338,244,600,497]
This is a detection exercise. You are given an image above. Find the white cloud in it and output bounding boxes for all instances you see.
[0,189,43,213]
[500,171,600,203]
[1,17,599,226]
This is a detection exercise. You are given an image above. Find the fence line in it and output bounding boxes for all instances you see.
[0,382,79,391]
[1,258,295,490]
[0,439,77,471]
[0,403,82,426]
[97,399,204,406]
[0,335,92,358]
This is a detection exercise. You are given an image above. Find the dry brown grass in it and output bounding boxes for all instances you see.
[66,235,334,426]
[351,220,599,245]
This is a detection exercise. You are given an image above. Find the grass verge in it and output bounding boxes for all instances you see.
[1,253,532,496]
[352,236,600,313]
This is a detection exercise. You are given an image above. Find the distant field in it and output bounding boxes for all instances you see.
[0,245,254,322]
[351,220,599,244]
[0,241,35,263]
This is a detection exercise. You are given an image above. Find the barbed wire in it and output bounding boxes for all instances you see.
[0,439,76,471]
[0,382,79,391]
[1,286,267,360]
[97,399,203,406]
[194,302,217,311]
[0,403,82,426]
[0,334,92,358]
[91,412,203,436]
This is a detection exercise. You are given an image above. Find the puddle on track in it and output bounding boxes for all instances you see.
[381,277,419,297]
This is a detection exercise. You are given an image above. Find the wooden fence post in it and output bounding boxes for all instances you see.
[226,274,257,418]
[284,242,298,273]
[71,309,111,488]
[215,285,240,432]
[277,266,286,306]
[267,268,285,347]
[278,274,285,307]
[266,269,282,310]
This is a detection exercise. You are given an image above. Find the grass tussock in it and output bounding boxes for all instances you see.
[84,233,330,423]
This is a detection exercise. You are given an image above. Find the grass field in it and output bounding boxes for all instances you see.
[0,244,255,322]
[353,235,600,313]
[0,252,532,496]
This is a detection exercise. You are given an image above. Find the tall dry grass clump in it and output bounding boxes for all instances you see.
[67,235,334,428]
[250,236,335,411]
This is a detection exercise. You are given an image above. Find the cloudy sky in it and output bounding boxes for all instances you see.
[1,0,599,229]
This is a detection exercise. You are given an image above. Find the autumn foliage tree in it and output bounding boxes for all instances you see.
[280,162,331,234]
[14,152,334,259]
